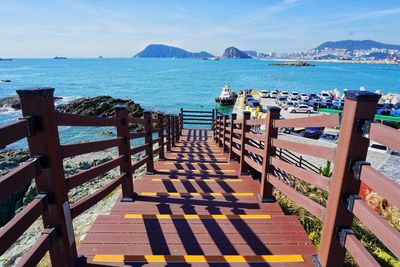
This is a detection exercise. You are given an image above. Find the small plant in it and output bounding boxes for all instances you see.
[319,160,332,177]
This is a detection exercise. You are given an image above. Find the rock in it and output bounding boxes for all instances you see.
[222,47,251,59]
[0,96,21,110]
[1,79,11,83]
[56,96,143,118]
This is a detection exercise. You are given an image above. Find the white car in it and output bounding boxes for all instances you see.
[290,92,300,100]
[280,91,289,97]
[259,90,270,98]
[288,104,313,113]
[283,101,299,110]
[270,91,278,98]
[300,93,309,101]
[318,92,331,100]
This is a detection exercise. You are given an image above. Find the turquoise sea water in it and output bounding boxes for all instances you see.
[1,58,399,148]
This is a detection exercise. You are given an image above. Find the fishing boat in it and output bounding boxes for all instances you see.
[215,84,237,106]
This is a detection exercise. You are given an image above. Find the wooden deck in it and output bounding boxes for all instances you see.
[79,129,316,266]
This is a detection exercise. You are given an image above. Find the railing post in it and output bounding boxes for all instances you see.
[214,115,218,142]
[229,113,237,161]
[176,115,180,142]
[16,88,78,266]
[166,115,171,152]
[179,108,183,135]
[115,106,135,202]
[143,111,155,174]
[212,109,215,130]
[259,107,280,202]
[171,116,176,147]
[239,111,251,175]
[222,115,228,152]
[158,114,165,160]
[317,91,380,267]
[218,115,223,147]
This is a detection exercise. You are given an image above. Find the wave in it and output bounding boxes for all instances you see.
[54,95,81,106]
[0,106,21,115]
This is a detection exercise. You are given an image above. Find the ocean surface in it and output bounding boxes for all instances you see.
[1,58,399,148]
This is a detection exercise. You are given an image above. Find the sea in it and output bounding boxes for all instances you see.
[1,58,399,148]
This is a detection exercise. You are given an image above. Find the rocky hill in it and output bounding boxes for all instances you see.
[314,40,400,52]
[134,44,213,58]
[222,47,251,59]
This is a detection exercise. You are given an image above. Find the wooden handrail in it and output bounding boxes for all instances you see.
[61,138,123,158]
[271,138,336,161]
[359,165,400,208]
[70,173,125,218]
[273,114,340,128]
[0,119,29,148]
[368,122,400,152]
[352,199,400,258]
[0,195,46,255]
[15,227,55,267]
[343,234,380,267]
[0,158,41,203]
[66,156,124,190]
[129,132,146,139]
[56,112,120,127]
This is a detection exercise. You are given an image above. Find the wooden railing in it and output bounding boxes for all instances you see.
[0,87,183,266]
[213,91,400,267]
[180,108,214,129]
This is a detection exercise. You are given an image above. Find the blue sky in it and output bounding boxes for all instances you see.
[1,0,400,57]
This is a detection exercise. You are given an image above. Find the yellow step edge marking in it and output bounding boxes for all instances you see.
[158,169,236,173]
[164,162,231,165]
[139,192,254,197]
[151,178,243,182]
[124,214,271,219]
[93,254,303,263]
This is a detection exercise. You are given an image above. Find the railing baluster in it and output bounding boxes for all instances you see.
[115,106,135,202]
[143,111,154,174]
[17,88,78,266]
[229,113,237,161]
[175,115,179,142]
[166,115,171,151]
[222,115,228,151]
[259,107,280,202]
[317,90,380,267]
[239,111,251,175]
[158,114,165,160]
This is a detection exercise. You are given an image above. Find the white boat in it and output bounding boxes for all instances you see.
[215,84,237,106]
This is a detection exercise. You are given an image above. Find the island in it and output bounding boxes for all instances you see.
[134,44,214,59]
[222,47,251,59]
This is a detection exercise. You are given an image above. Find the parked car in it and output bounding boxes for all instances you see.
[300,93,309,101]
[390,109,400,117]
[275,96,287,104]
[376,108,391,116]
[290,92,300,100]
[309,99,321,110]
[319,131,339,144]
[288,104,313,113]
[283,101,298,110]
[318,92,331,100]
[248,100,261,109]
[319,99,333,108]
[280,91,289,97]
[309,93,319,100]
[332,99,345,110]
[259,90,270,98]
[270,91,278,98]
[368,142,391,154]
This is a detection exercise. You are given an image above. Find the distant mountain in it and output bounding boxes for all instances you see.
[222,47,251,59]
[314,40,400,52]
[134,44,213,58]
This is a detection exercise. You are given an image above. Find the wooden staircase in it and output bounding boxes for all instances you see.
[79,129,315,266]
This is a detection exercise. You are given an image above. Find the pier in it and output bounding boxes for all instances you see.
[0,88,399,266]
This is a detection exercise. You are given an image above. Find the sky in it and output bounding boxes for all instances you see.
[1,0,400,58]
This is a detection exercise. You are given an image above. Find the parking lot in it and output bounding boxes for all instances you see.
[233,92,324,121]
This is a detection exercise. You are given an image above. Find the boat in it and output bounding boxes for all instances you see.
[215,84,237,106]
[54,56,67,59]
[0,58,12,61]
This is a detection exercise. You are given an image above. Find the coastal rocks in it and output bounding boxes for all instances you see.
[270,61,315,67]
[222,47,251,59]
[56,96,143,118]
[379,93,400,104]
[0,96,21,110]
